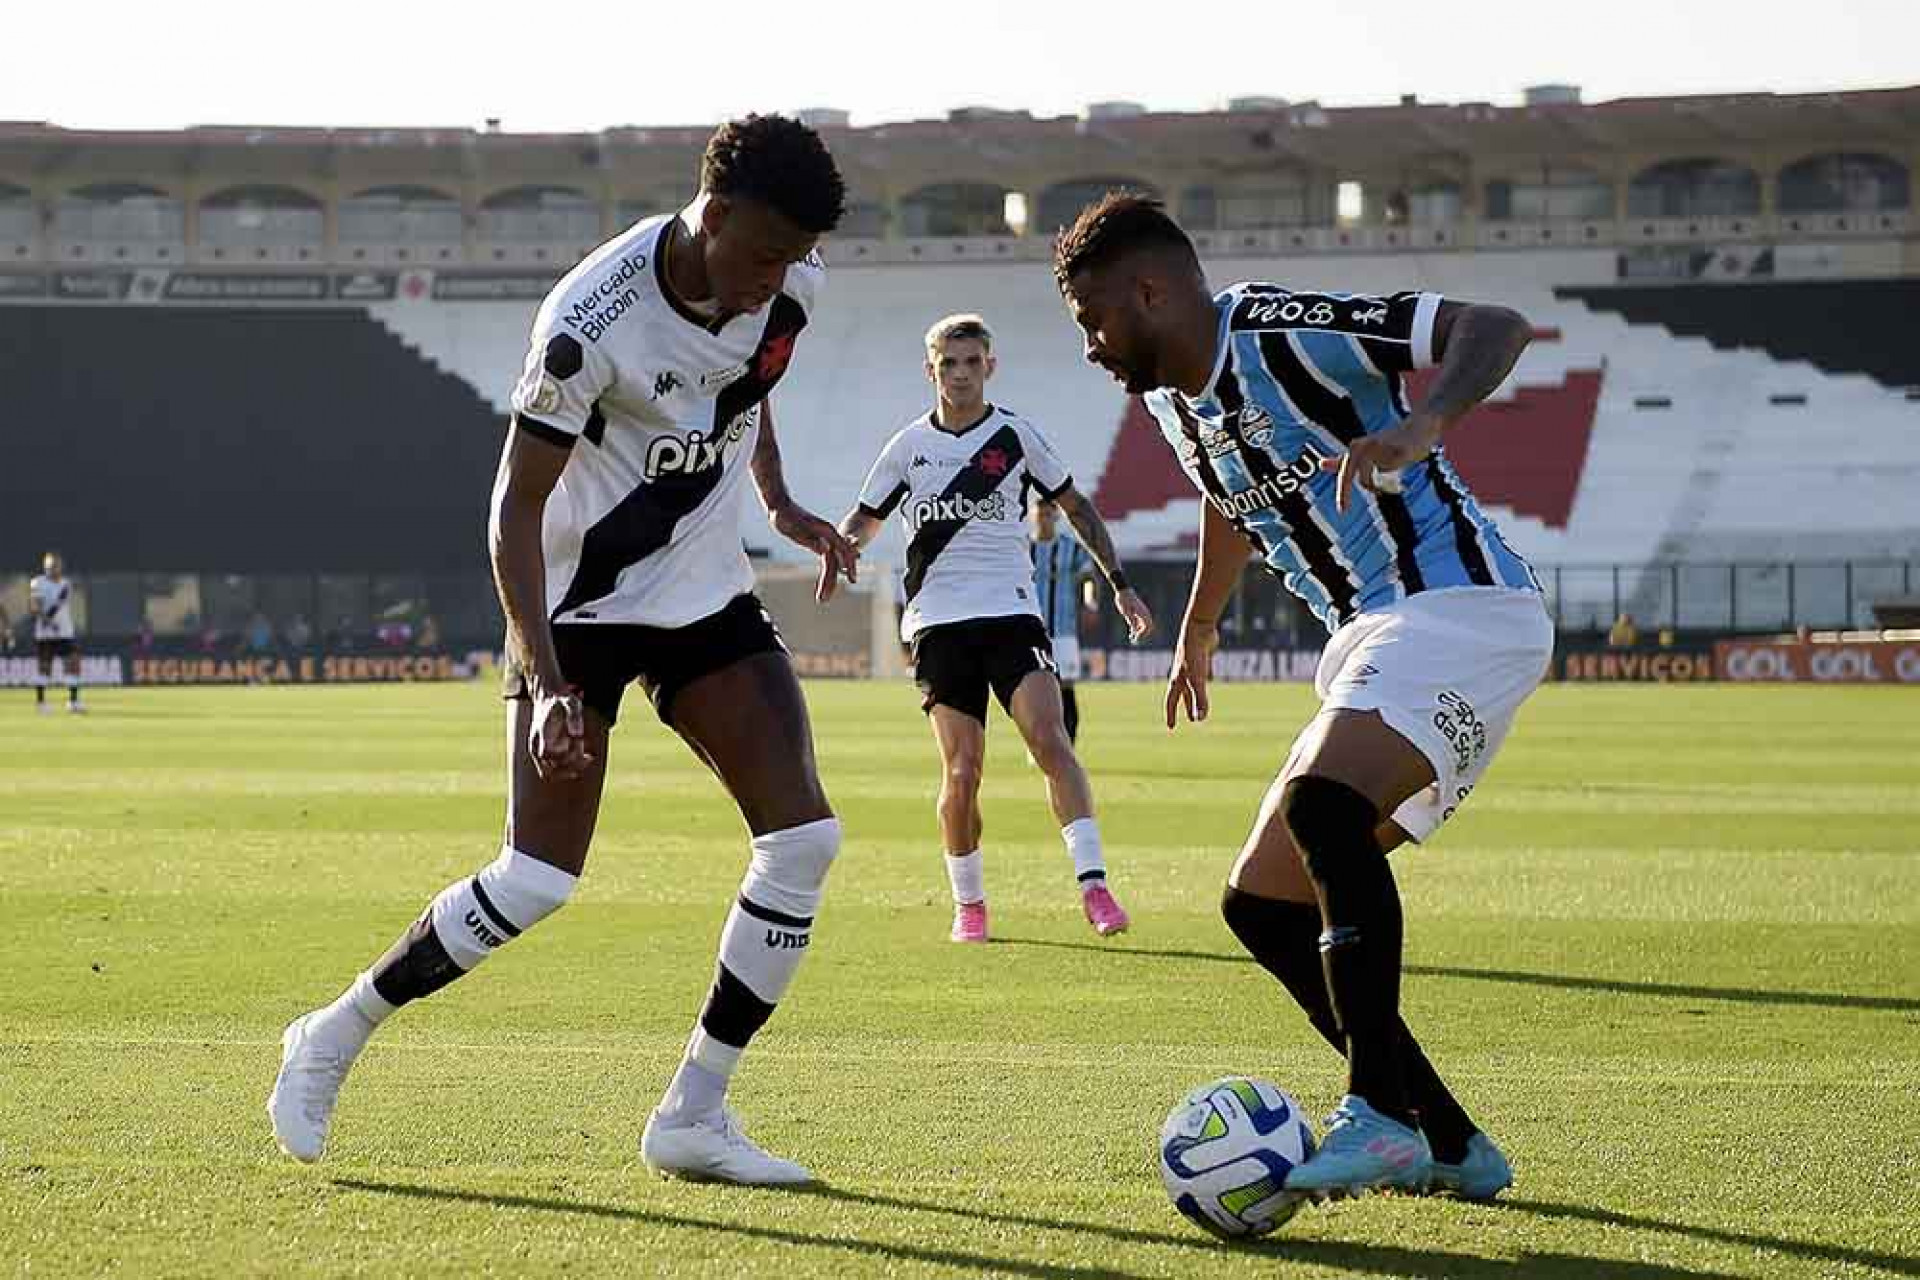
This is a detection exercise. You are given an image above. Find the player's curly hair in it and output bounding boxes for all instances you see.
[1052,192,1198,292]
[701,114,846,235]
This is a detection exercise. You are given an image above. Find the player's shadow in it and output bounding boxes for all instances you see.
[995,937,1920,1013]
[1506,1198,1920,1278]
[334,1177,1739,1279]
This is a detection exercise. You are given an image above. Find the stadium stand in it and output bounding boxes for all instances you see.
[0,306,500,572]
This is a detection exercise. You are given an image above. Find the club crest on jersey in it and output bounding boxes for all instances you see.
[643,404,759,479]
[908,491,1008,527]
[977,447,1010,478]
[756,331,797,382]
[1238,404,1275,448]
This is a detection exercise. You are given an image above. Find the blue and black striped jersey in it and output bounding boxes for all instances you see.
[1031,533,1092,643]
[1141,284,1538,632]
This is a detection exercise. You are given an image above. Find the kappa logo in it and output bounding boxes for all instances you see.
[652,370,684,399]
[1351,304,1388,326]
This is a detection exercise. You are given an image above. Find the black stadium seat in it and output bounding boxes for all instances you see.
[0,306,504,572]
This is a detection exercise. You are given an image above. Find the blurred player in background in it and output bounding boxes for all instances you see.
[1056,194,1548,1202]
[269,115,857,1186]
[840,313,1152,944]
[29,552,82,714]
[1029,498,1097,743]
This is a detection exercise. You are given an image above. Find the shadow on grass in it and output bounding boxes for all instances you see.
[1508,1198,1920,1278]
[996,937,1920,1012]
[334,1177,1740,1279]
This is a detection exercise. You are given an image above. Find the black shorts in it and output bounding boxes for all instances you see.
[911,614,1055,723]
[501,594,786,727]
[36,638,77,663]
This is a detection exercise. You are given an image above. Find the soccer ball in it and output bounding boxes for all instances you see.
[1158,1076,1316,1238]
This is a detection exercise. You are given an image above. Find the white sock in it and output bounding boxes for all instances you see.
[945,850,984,905]
[662,818,840,1123]
[1062,817,1106,886]
[309,971,391,1055]
[659,1028,741,1124]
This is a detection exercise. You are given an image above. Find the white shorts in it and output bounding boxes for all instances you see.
[1285,587,1554,843]
[1052,637,1083,683]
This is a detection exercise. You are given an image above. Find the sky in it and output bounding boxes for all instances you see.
[4,0,1915,133]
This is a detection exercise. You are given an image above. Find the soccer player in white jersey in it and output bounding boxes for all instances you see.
[1056,195,1548,1201]
[29,551,83,714]
[269,116,859,1186]
[839,314,1154,944]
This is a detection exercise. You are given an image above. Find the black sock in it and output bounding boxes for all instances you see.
[1221,884,1478,1159]
[368,913,467,1007]
[1281,776,1411,1123]
[36,685,45,705]
[1061,683,1080,744]
[69,686,81,704]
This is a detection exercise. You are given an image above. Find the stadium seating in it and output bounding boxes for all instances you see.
[0,306,501,573]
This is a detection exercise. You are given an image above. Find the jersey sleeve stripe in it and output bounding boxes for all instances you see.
[860,482,910,521]
[513,413,579,450]
[1036,473,1073,501]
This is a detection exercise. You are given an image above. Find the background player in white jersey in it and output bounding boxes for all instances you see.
[270,116,859,1186]
[840,314,1153,943]
[1029,498,1097,743]
[1056,195,1548,1201]
[29,552,82,714]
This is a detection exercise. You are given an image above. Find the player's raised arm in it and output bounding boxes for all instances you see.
[489,424,591,780]
[1052,485,1153,643]
[1167,498,1254,730]
[1324,299,1533,513]
[752,399,858,603]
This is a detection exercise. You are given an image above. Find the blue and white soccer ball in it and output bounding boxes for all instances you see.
[1158,1076,1316,1238]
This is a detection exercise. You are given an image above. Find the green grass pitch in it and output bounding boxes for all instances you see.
[3,680,1917,1278]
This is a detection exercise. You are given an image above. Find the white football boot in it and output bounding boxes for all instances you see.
[266,1013,359,1163]
[641,1107,814,1185]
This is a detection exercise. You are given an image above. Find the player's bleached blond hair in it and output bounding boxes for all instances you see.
[924,313,993,355]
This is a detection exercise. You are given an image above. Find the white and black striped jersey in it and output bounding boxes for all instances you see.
[509,210,823,629]
[29,574,75,640]
[857,405,1072,642]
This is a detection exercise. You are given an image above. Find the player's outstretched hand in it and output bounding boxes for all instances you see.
[1320,412,1445,513]
[529,689,594,781]
[1166,619,1219,730]
[772,502,860,603]
[1116,588,1155,644]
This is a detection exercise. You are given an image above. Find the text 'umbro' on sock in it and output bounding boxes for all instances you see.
[362,846,577,1011]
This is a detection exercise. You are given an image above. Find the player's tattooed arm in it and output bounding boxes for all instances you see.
[1420,301,1532,424]
[1055,486,1153,641]
[1323,300,1531,513]
[753,400,859,603]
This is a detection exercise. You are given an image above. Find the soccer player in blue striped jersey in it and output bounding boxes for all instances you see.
[1055,195,1552,1202]
[1029,499,1096,742]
